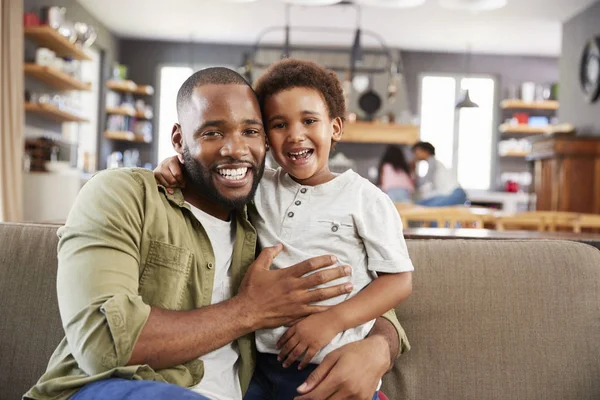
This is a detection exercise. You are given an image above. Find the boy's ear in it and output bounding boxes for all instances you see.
[172,123,185,163]
[331,117,343,143]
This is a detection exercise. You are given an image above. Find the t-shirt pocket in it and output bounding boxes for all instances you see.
[139,240,192,310]
[316,217,361,249]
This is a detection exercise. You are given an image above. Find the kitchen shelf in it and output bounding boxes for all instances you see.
[499,124,549,135]
[342,122,420,145]
[25,63,91,91]
[500,152,530,158]
[106,80,154,95]
[104,131,151,143]
[106,107,153,119]
[106,107,135,117]
[500,99,559,110]
[24,25,91,61]
[25,102,88,123]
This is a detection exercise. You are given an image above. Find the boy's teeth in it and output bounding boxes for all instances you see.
[289,149,311,160]
[217,167,248,180]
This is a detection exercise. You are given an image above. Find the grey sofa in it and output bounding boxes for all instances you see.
[1,222,600,400]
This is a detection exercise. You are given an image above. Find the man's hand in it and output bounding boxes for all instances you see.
[277,312,341,370]
[294,334,390,400]
[236,244,354,331]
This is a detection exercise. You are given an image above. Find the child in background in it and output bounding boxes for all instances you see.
[377,145,415,203]
[155,59,413,400]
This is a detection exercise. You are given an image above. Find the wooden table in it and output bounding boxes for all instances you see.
[403,228,600,249]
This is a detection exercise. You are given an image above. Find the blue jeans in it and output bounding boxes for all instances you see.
[417,188,468,207]
[244,353,380,400]
[385,188,413,203]
[70,378,211,400]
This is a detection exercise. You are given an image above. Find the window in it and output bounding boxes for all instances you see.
[157,66,193,163]
[419,74,496,190]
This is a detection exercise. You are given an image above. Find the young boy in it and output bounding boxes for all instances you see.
[155,59,414,400]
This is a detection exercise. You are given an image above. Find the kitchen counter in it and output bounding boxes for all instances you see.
[466,190,534,214]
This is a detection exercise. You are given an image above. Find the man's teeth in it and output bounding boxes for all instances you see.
[217,167,248,180]
[289,149,311,160]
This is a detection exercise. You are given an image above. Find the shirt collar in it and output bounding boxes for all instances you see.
[157,184,250,221]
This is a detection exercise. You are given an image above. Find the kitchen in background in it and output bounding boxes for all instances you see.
[18,0,588,222]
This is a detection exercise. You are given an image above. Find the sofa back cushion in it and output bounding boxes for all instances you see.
[0,223,63,400]
[382,239,600,400]
[2,223,600,400]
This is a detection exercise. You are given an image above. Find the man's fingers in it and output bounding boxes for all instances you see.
[291,255,338,278]
[253,244,283,271]
[284,318,303,328]
[299,265,352,290]
[302,283,353,304]
[296,354,337,395]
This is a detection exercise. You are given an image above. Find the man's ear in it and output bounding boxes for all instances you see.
[331,117,343,143]
[172,123,185,163]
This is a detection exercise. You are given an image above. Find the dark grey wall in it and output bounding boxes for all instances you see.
[119,39,558,182]
[559,0,600,135]
[401,51,559,115]
[24,0,120,169]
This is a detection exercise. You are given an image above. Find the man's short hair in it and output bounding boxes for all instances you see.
[253,58,346,121]
[176,67,255,119]
[412,141,436,156]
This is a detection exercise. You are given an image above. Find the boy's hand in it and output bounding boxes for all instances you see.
[277,311,342,370]
[154,156,186,194]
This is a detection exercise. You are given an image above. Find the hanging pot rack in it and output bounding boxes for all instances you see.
[245,2,399,79]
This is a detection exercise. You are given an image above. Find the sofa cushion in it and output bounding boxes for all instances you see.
[0,223,63,400]
[382,239,600,400]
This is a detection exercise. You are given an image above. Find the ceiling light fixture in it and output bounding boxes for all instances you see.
[439,0,507,12]
[282,0,344,5]
[456,43,478,109]
[357,0,426,8]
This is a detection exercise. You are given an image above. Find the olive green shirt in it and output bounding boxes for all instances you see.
[25,168,408,400]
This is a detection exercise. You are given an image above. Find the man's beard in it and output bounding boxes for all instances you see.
[181,145,265,210]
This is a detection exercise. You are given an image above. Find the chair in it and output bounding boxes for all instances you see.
[572,214,600,233]
[495,211,579,232]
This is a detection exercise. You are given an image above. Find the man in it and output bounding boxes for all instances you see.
[25,68,406,400]
[412,141,468,207]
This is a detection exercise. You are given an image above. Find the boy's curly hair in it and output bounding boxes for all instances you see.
[253,58,346,122]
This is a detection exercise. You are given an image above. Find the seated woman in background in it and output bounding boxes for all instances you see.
[377,145,415,203]
[411,141,468,207]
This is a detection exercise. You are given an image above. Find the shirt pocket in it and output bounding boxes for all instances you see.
[139,240,192,310]
[313,216,364,263]
[316,218,358,247]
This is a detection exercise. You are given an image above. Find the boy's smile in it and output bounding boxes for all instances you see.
[265,87,343,187]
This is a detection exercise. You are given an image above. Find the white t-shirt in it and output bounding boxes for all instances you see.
[417,156,460,198]
[187,203,242,400]
[251,168,414,364]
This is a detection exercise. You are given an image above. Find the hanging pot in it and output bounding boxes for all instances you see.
[358,75,382,121]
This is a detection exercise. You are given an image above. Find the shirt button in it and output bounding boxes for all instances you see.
[332,225,339,232]
[288,212,294,218]
[207,262,214,269]
[300,188,307,194]
[295,200,301,206]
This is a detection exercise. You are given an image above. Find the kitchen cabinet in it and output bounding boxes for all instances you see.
[529,136,600,213]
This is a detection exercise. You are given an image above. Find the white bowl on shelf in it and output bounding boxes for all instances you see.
[45,161,74,174]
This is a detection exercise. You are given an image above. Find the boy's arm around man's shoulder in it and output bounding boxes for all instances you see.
[56,168,151,376]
